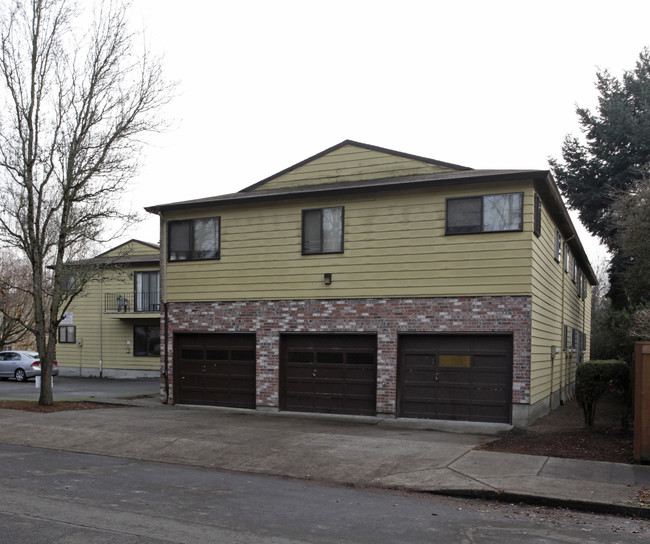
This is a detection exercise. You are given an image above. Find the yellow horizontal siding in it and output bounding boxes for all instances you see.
[254,145,459,191]
[163,182,537,302]
[529,198,591,405]
[101,240,159,258]
[56,265,160,373]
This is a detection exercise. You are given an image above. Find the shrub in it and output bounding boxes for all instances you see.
[575,360,629,427]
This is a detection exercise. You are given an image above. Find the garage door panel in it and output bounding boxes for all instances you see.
[473,354,508,367]
[343,369,375,382]
[281,335,377,416]
[175,333,256,409]
[316,382,344,395]
[399,334,512,424]
[285,378,313,392]
[315,367,344,380]
[285,365,313,379]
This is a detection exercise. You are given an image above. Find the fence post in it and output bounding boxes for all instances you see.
[635,342,650,463]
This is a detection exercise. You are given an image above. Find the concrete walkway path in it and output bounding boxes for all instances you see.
[0,378,648,517]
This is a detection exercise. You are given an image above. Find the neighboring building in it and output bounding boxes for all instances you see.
[145,141,595,426]
[56,240,161,378]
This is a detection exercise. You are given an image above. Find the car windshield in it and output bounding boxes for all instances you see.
[24,352,39,359]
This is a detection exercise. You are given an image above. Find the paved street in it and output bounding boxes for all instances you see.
[1,377,650,521]
[0,376,159,402]
[0,444,647,544]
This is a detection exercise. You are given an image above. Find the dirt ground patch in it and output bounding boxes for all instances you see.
[0,400,125,413]
[478,394,634,464]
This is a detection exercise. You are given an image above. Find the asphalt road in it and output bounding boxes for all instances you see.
[0,444,646,543]
[0,376,159,402]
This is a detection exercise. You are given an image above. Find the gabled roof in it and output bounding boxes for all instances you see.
[240,140,472,192]
[95,239,160,258]
[86,239,160,265]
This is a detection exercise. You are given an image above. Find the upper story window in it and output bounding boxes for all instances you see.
[554,230,562,262]
[168,217,220,262]
[302,207,344,254]
[135,271,160,312]
[445,193,523,235]
[533,194,542,237]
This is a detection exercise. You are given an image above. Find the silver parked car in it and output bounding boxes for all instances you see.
[0,351,59,382]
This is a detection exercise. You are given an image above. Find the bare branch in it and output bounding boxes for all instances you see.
[0,0,174,404]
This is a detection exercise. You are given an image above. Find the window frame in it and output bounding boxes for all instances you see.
[58,325,76,344]
[445,192,524,235]
[554,230,562,263]
[533,194,542,238]
[134,271,160,312]
[301,206,344,255]
[133,325,161,357]
[168,217,220,262]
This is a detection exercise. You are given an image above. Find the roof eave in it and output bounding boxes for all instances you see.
[144,170,544,214]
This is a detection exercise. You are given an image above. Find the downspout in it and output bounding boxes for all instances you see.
[163,301,169,403]
[558,240,560,406]
[156,210,170,404]
[99,270,103,378]
[563,235,575,402]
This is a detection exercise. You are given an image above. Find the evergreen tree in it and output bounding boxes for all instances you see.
[550,49,650,307]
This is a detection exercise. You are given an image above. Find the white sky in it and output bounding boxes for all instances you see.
[123,0,650,267]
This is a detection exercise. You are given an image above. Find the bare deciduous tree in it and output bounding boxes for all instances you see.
[0,251,33,350]
[0,0,173,404]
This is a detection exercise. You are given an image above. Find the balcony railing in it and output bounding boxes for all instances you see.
[104,292,160,313]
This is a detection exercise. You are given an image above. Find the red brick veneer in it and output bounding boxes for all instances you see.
[161,296,532,414]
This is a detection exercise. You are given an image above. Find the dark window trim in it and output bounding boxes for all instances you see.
[533,194,542,238]
[301,206,345,255]
[554,230,562,263]
[167,217,221,262]
[445,192,524,235]
[134,271,160,312]
[58,325,76,344]
[133,325,160,357]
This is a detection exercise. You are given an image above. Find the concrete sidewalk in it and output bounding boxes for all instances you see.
[0,386,648,518]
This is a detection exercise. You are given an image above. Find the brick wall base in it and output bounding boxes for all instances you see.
[161,296,532,418]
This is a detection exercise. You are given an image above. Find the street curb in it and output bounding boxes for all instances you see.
[422,488,650,519]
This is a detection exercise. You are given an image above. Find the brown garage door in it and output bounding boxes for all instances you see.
[281,334,377,416]
[398,334,512,423]
[175,333,256,408]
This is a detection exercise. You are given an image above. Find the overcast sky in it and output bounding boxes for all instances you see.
[124,0,650,265]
